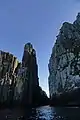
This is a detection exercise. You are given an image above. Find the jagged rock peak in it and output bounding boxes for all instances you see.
[24,43,35,55]
[24,43,33,50]
[22,43,37,67]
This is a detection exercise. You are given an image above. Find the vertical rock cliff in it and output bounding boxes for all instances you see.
[0,43,48,107]
[0,51,19,104]
[21,43,39,105]
[48,13,80,99]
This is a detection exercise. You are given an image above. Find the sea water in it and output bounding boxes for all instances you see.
[0,106,80,120]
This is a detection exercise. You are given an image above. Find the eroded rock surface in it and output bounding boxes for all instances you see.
[48,13,80,98]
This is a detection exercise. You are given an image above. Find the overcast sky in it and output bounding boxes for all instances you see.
[0,0,80,96]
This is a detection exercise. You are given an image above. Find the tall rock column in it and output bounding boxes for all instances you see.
[22,43,39,105]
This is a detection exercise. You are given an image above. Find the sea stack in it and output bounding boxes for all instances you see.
[21,43,39,105]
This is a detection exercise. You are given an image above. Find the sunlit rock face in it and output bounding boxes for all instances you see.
[0,51,18,78]
[0,51,19,103]
[48,13,80,98]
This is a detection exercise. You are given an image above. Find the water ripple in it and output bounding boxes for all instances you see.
[0,106,80,120]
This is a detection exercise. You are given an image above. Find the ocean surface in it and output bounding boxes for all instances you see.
[0,106,80,120]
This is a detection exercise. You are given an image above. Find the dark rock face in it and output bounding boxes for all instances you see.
[48,13,80,103]
[22,43,39,87]
[32,86,49,106]
[21,43,39,105]
[0,43,48,107]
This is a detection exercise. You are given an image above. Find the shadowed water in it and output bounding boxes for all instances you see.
[0,106,80,120]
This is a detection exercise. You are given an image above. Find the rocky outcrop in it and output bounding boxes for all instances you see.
[21,43,39,105]
[0,51,19,104]
[48,13,80,100]
[0,43,48,107]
